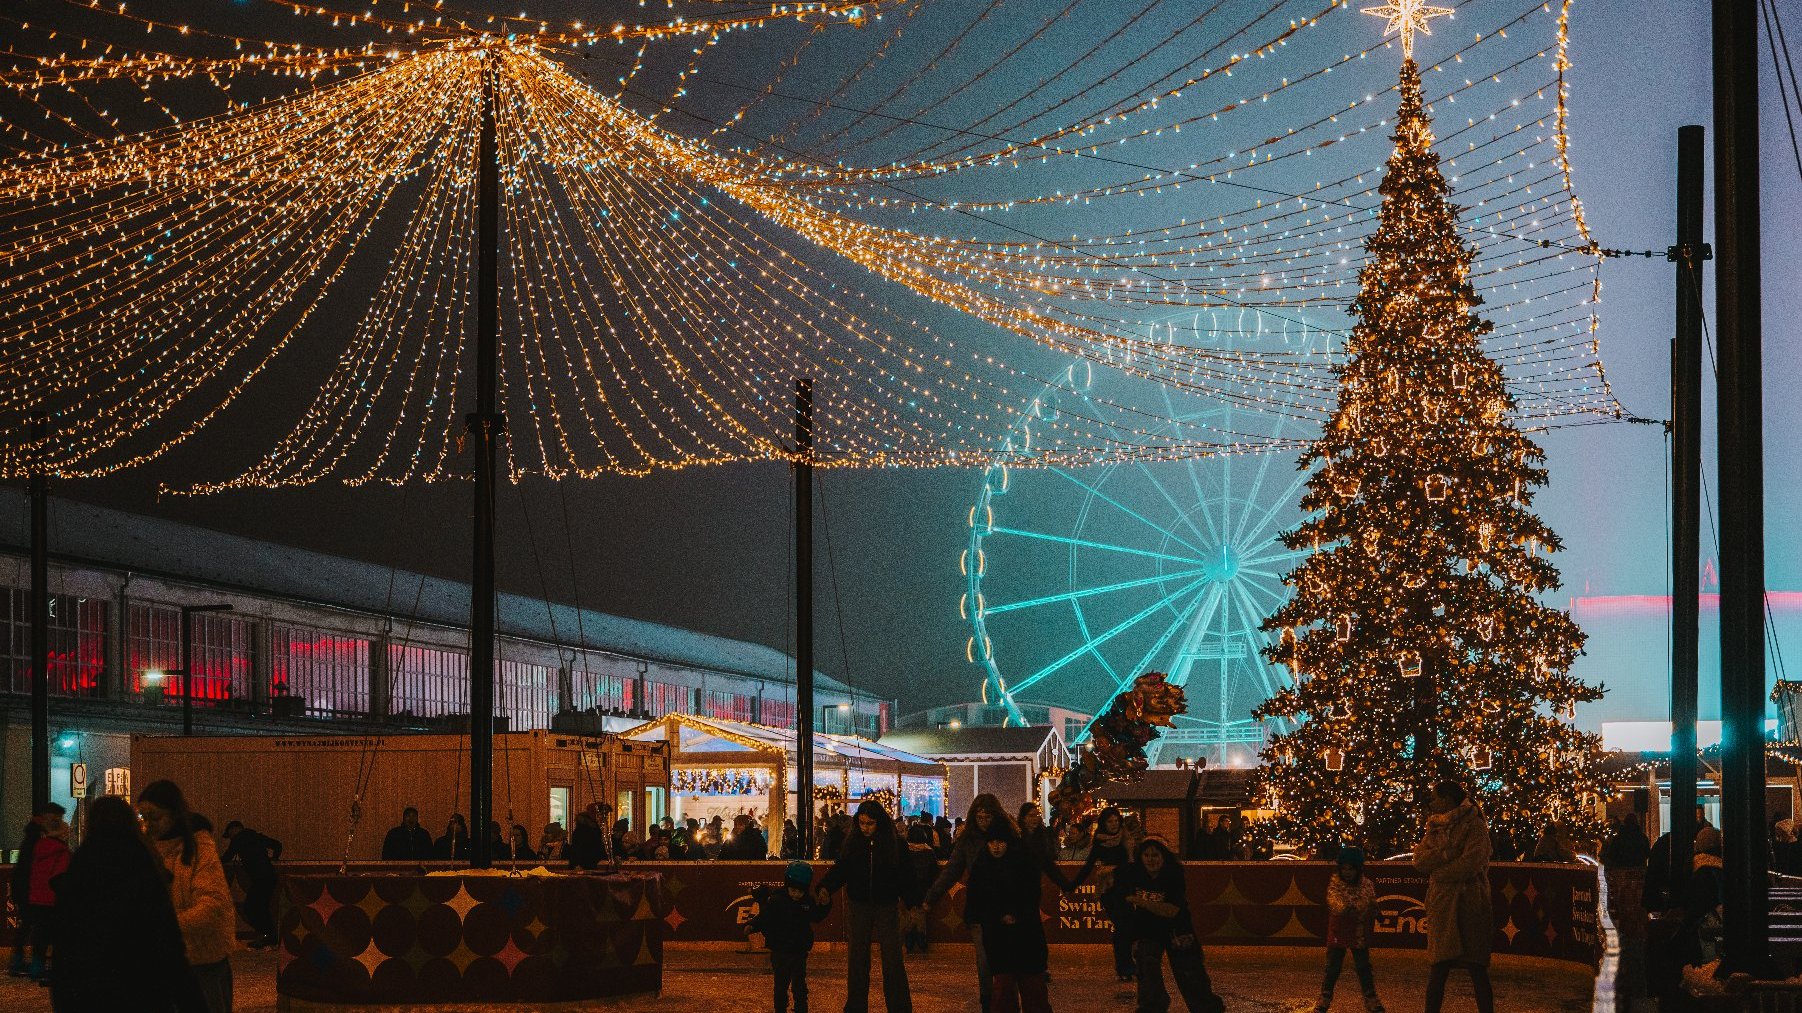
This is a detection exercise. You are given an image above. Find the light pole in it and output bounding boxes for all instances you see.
[176,603,234,736]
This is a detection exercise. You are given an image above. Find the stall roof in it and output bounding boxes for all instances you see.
[879,725,1063,759]
[622,713,946,775]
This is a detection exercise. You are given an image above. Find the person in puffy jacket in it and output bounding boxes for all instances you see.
[137,780,237,1013]
[19,803,70,983]
[1114,838,1224,1013]
[1316,847,1384,1013]
[816,800,915,1013]
[748,861,831,1013]
[963,824,1051,1013]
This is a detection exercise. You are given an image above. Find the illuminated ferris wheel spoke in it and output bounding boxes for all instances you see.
[1230,442,1281,546]
[1235,466,1318,550]
[1048,467,1207,558]
[982,567,1211,616]
[1244,546,1313,568]
[1009,575,1211,695]
[1139,465,1213,549]
[986,526,1205,566]
[1182,456,1224,547]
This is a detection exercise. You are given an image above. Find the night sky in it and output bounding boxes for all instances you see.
[10,0,1801,729]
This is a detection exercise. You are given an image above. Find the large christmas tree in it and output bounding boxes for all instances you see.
[1252,41,1604,852]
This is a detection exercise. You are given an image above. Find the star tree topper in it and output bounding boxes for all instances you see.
[1361,0,1454,58]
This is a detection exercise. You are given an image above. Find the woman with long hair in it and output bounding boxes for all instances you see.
[1084,807,1142,982]
[816,800,916,1013]
[136,780,236,1013]
[50,795,204,1012]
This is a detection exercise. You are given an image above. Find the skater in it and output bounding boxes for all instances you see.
[965,824,1052,1013]
[1316,847,1384,1012]
[816,799,915,1013]
[1416,779,1494,1013]
[1081,807,1141,982]
[921,794,1016,1007]
[1116,838,1224,1013]
[749,862,831,1013]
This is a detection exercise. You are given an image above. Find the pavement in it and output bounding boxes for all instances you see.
[0,943,1597,1011]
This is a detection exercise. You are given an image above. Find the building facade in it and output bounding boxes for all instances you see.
[0,494,891,835]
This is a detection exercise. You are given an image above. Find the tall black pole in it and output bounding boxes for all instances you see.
[1713,0,1766,972]
[467,52,501,870]
[1667,124,1705,905]
[29,417,49,812]
[795,378,815,858]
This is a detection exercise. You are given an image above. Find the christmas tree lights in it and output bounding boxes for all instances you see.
[1251,52,1605,852]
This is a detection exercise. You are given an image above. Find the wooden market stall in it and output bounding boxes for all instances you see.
[132,730,668,861]
[621,713,948,854]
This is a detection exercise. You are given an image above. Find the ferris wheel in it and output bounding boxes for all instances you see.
[962,310,1332,766]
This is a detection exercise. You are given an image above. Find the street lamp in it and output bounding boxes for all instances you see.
[170,603,234,736]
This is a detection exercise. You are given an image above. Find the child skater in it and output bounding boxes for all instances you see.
[1317,847,1384,1012]
[748,861,831,1013]
[965,821,1052,1013]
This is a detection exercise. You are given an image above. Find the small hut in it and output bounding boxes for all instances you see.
[622,713,948,853]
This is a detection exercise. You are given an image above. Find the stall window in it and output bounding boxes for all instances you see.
[616,790,634,830]
[549,787,570,832]
[645,787,667,826]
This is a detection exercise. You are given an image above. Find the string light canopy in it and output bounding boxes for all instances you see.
[0,0,1640,487]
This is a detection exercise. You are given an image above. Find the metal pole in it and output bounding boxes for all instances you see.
[795,377,815,858]
[29,417,49,811]
[1713,0,1767,972]
[467,52,501,870]
[1667,123,1706,906]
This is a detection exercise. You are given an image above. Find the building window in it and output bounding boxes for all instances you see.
[499,657,554,730]
[128,603,249,704]
[702,689,753,723]
[1,589,106,697]
[271,625,369,718]
[647,680,691,717]
[760,698,795,729]
[388,643,468,719]
[570,667,634,713]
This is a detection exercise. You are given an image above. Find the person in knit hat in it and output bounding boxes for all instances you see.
[1316,846,1384,1012]
[748,861,831,1013]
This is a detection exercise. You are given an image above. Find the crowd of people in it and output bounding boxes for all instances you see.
[1,775,1548,1013]
[6,781,283,1012]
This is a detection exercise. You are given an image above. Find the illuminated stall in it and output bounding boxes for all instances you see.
[623,714,948,855]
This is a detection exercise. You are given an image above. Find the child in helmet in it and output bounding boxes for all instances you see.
[748,861,832,1013]
[1318,847,1384,1012]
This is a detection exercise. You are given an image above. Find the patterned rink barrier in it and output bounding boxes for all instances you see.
[273,872,663,1007]
[632,860,1601,968]
[0,860,1597,971]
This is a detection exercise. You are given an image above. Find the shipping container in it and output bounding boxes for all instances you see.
[131,731,668,861]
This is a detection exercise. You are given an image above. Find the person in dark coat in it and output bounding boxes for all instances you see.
[816,800,915,1013]
[922,794,1009,1006]
[1603,816,1652,868]
[1645,831,1673,910]
[964,825,1051,1013]
[1083,807,1142,982]
[722,815,770,860]
[749,861,831,1013]
[1017,803,1058,870]
[781,819,804,860]
[901,821,940,953]
[380,807,434,861]
[1115,838,1225,1013]
[568,806,607,870]
[220,821,283,949]
[49,796,205,1012]
[434,814,470,861]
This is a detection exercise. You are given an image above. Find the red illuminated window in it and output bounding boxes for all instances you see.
[2,589,106,697]
[271,625,369,717]
[128,603,249,704]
